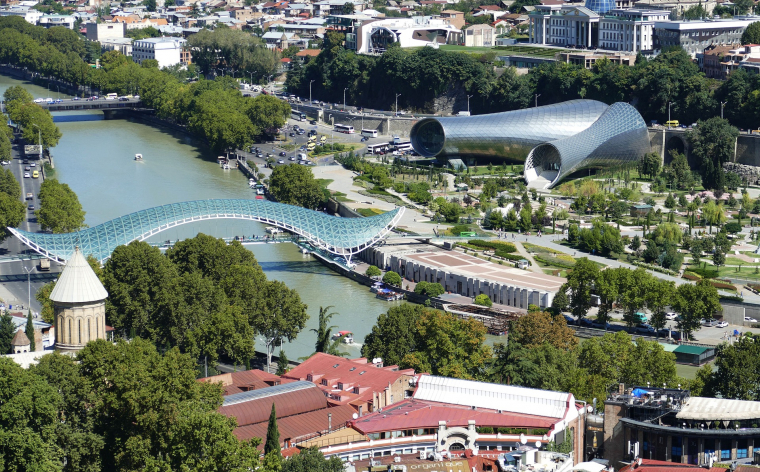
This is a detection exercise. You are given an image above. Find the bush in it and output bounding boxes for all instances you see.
[474,294,493,307]
[682,271,701,281]
[710,280,737,291]
[414,281,445,297]
[382,270,402,286]
[365,265,381,277]
[534,254,575,269]
[467,240,516,253]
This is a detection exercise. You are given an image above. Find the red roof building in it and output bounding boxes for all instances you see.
[282,353,415,415]
[200,369,285,396]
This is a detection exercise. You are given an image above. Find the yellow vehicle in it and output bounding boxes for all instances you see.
[307,142,316,151]
[320,135,326,143]
[32,171,39,179]
[665,120,679,127]
[308,135,316,143]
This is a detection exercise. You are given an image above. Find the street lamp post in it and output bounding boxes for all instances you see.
[343,87,348,111]
[668,101,673,129]
[467,94,473,114]
[23,266,34,311]
[395,93,401,116]
[56,86,59,100]
[330,116,334,149]
[721,101,726,119]
[309,79,315,106]
[534,94,541,107]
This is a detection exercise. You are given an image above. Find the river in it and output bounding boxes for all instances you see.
[0,74,399,361]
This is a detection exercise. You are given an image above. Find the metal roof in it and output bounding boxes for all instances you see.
[414,375,571,419]
[222,380,315,407]
[49,246,108,304]
[673,345,711,355]
[10,199,404,263]
[677,396,760,421]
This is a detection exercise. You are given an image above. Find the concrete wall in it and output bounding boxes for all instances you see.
[719,298,760,326]
[648,128,760,168]
[295,104,419,138]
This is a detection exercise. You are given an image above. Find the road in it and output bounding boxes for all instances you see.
[0,134,60,314]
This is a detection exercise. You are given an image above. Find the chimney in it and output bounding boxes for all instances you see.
[328,413,332,432]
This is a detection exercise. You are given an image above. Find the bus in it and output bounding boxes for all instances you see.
[291,111,306,121]
[361,129,378,138]
[665,120,679,128]
[366,143,388,154]
[394,141,413,152]
[334,124,354,134]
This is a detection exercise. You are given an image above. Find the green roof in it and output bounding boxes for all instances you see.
[660,343,678,352]
[674,345,711,355]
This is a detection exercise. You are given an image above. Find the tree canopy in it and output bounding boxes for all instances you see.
[267,164,327,209]
[36,178,86,233]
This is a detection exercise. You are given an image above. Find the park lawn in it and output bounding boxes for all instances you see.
[315,178,333,190]
[355,207,385,217]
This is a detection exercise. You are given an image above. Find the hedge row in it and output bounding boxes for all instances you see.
[467,240,517,253]
[534,254,576,270]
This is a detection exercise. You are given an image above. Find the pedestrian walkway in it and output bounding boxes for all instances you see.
[513,242,543,274]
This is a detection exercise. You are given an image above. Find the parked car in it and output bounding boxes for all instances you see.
[310,120,317,125]
[665,312,677,320]
[279,152,287,157]
[591,321,610,330]
[289,132,295,137]
[34,98,44,103]
[636,323,656,334]
[745,316,758,323]
[658,328,681,340]
[715,320,728,328]
[579,318,593,327]
[277,159,284,164]
[289,156,296,161]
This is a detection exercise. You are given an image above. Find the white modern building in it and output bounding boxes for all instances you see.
[529,4,601,49]
[356,16,461,54]
[0,6,43,25]
[85,21,127,41]
[39,14,76,29]
[598,9,668,52]
[132,37,186,68]
[654,18,758,56]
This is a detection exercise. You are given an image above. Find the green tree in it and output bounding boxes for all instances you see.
[742,21,760,44]
[401,309,491,380]
[25,310,35,351]
[565,258,599,321]
[0,312,14,354]
[281,446,344,472]
[276,350,289,375]
[673,279,721,339]
[140,58,159,68]
[509,311,577,350]
[686,117,739,190]
[268,164,326,209]
[713,249,726,269]
[0,124,10,162]
[312,305,344,356]
[342,2,355,14]
[414,281,445,297]
[361,304,422,367]
[709,336,760,400]
[518,205,532,232]
[638,152,661,180]
[256,280,309,370]
[474,294,492,307]
[365,265,381,277]
[550,289,569,315]
[265,402,280,456]
[36,178,86,233]
[382,270,401,286]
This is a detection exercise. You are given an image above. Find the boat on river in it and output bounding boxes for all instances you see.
[332,331,353,344]
[134,153,143,160]
[376,289,403,301]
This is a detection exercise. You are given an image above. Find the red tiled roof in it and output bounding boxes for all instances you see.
[219,384,328,427]
[281,58,291,62]
[282,353,414,406]
[618,460,724,472]
[296,48,320,57]
[350,399,558,435]
[233,404,357,445]
[477,4,501,9]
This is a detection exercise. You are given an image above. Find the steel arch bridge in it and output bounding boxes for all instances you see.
[9,199,404,264]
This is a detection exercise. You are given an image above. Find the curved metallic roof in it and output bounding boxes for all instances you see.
[10,199,404,263]
[410,100,608,161]
[525,102,650,188]
[219,381,328,427]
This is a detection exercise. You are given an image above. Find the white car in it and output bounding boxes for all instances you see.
[34,98,44,103]
[715,321,728,328]
[29,162,36,167]
[23,172,30,178]
[746,316,758,323]
[665,312,677,320]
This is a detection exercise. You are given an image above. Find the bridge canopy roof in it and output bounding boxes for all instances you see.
[10,199,403,263]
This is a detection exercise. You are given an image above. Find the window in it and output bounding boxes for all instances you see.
[360,371,366,375]
[350,367,356,371]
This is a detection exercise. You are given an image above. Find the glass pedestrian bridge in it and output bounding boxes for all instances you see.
[9,199,405,264]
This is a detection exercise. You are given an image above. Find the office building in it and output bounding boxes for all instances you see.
[132,37,187,68]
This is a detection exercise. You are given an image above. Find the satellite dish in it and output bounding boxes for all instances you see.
[352,413,358,419]
[535,441,542,448]
[587,405,593,413]
[520,434,527,445]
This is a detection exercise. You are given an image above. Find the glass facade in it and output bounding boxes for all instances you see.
[585,0,614,14]
[10,199,404,263]
[525,102,650,188]
[410,99,608,161]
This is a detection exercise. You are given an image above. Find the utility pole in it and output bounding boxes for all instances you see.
[534,94,541,107]
[467,94,473,113]
[344,87,348,111]
[395,93,401,116]
[668,101,673,128]
[23,266,33,311]
[309,79,315,106]
[721,101,726,120]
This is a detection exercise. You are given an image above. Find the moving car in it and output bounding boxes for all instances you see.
[279,151,287,157]
[32,171,39,178]
[635,323,656,334]
[28,204,34,211]
[289,156,296,161]
[24,166,30,172]
[277,159,284,164]
[23,172,30,178]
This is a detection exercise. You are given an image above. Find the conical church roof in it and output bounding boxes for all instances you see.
[49,247,108,304]
[11,329,30,346]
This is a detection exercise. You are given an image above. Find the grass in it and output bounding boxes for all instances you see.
[315,178,333,190]
[43,162,55,178]
[437,44,571,59]
[356,208,385,217]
